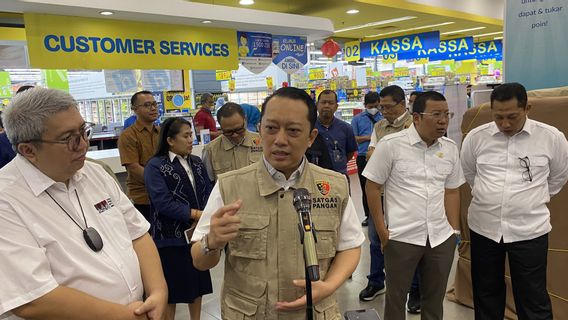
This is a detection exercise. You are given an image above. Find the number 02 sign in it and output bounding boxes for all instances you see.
[344,41,360,62]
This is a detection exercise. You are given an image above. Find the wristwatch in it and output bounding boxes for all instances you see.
[200,233,220,255]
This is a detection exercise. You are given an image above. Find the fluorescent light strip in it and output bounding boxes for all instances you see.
[441,27,486,35]
[494,36,503,40]
[335,16,417,33]
[365,21,455,38]
[473,31,503,37]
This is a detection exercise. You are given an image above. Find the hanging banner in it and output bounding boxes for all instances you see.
[272,35,307,74]
[397,37,474,60]
[360,31,439,57]
[394,67,410,78]
[505,0,568,89]
[24,13,238,70]
[343,41,361,62]
[216,70,232,81]
[266,76,273,90]
[0,72,12,98]
[308,67,326,81]
[237,31,272,74]
[451,40,503,61]
[164,91,192,113]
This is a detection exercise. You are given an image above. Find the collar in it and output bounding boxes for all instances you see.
[317,116,336,129]
[133,120,158,133]
[15,154,85,197]
[488,117,532,136]
[221,130,254,151]
[407,123,440,147]
[258,156,306,196]
[168,151,188,163]
[199,106,212,114]
[392,111,411,126]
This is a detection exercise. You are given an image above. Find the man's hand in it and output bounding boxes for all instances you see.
[378,227,390,253]
[207,200,242,250]
[126,301,149,320]
[275,279,334,311]
[133,290,167,320]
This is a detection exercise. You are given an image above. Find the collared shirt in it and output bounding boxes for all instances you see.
[369,111,413,148]
[194,107,218,132]
[202,130,262,181]
[117,120,160,204]
[363,124,465,247]
[461,118,568,243]
[0,156,149,319]
[192,156,365,251]
[168,151,195,189]
[351,110,383,156]
[315,117,358,174]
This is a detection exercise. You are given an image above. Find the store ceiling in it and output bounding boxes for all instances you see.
[190,0,503,42]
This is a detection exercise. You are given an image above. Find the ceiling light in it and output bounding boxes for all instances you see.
[473,31,503,37]
[202,20,212,24]
[441,27,486,35]
[494,36,503,40]
[365,21,455,38]
[310,50,323,55]
[346,9,359,14]
[239,0,254,5]
[99,11,113,16]
[335,16,417,33]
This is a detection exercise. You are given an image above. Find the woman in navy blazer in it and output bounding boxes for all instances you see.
[144,117,212,320]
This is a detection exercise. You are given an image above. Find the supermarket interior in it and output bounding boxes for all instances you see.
[0,0,567,319]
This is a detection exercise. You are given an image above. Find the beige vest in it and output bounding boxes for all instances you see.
[373,111,413,142]
[218,161,349,320]
[204,131,263,180]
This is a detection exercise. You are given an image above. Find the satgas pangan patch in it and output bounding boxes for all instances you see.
[311,196,338,209]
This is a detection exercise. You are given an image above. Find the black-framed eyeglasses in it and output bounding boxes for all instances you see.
[420,111,455,120]
[519,156,532,182]
[222,126,246,137]
[29,122,95,151]
[135,101,158,109]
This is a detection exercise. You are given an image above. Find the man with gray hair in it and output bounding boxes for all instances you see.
[0,87,167,320]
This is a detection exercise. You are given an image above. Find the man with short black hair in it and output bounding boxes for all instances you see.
[315,89,357,177]
[201,102,263,182]
[118,90,160,222]
[365,91,463,320]
[461,82,568,320]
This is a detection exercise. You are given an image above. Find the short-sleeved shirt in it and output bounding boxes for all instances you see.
[363,124,465,247]
[351,110,383,156]
[315,117,358,174]
[0,156,150,319]
[193,107,218,132]
[117,120,159,204]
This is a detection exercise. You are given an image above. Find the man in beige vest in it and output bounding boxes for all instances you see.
[202,102,263,182]
[191,87,364,319]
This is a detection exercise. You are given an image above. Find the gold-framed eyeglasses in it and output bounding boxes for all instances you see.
[420,111,455,120]
[30,122,95,151]
[135,101,158,109]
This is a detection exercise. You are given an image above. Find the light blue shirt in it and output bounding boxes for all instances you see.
[351,110,383,155]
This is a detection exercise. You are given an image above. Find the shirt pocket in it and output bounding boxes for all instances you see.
[97,205,133,249]
[312,216,338,259]
[525,155,549,180]
[248,149,262,164]
[229,213,269,260]
[212,159,233,176]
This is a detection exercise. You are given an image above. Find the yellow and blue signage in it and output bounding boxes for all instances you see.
[452,40,503,61]
[361,31,440,57]
[397,37,474,60]
[343,41,361,62]
[24,13,238,70]
[237,31,273,73]
[272,35,307,74]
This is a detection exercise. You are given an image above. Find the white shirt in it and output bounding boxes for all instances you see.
[461,118,568,243]
[168,151,195,189]
[0,156,150,319]
[192,157,365,251]
[363,124,465,247]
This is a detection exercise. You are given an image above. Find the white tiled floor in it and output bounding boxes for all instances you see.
[175,173,475,319]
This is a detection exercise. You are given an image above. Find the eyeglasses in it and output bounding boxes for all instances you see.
[378,102,401,112]
[135,101,158,109]
[420,111,455,120]
[222,126,246,137]
[519,156,533,182]
[30,122,95,151]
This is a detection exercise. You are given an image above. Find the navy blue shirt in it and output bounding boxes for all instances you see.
[315,117,358,174]
[0,133,16,169]
[351,110,383,156]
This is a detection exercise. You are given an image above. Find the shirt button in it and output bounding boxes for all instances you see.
[280,194,284,199]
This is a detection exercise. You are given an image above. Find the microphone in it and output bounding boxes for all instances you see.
[293,188,320,281]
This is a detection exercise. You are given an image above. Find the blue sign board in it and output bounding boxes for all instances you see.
[237,31,272,58]
[361,31,440,57]
[272,35,307,74]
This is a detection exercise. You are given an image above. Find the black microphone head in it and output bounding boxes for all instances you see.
[293,188,311,212]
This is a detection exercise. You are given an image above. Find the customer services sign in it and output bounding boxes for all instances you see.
[24,13,238,70]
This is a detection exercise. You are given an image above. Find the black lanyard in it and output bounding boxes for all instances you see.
[46,189,104,252]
